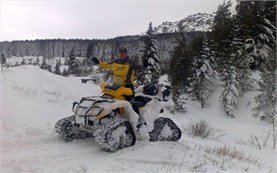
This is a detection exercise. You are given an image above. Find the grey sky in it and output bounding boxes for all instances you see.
[0,0,235,41]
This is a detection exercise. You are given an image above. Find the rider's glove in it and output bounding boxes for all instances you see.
[90,56,99,65]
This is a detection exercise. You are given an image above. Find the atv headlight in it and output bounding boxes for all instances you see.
[72,102,79,114]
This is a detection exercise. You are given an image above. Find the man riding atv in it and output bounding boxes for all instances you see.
[91,47,140,101]
[55,48,182,151]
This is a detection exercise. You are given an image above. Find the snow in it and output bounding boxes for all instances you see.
[5,56,78,73]
[111,126,127,144]
[160,124,173,139]
[0,65,276,173]
[6,56,42,65]
[153,13,214,34]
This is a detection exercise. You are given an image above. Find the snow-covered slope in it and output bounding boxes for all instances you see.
[153,13,213,34]
[6,56,69,72]
[0,66,276,173]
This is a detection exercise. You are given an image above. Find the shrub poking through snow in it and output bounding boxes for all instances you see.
[204,145,260,164]
[184,120,225,139]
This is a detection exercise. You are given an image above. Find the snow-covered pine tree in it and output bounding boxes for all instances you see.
[142,22,160,84]
[64,57,69,65]
[220,66,238,117]
[234,52,254,96]
[190,37,215,108]
[46,64,52,73]
[1,53,6,71]
[21,59,26,65]
[68,48,79,75]
[54,60,61,75]
[58,58,62,66]
[237,1,276,69]
[173,89,188,112]
[252,50,276,123]
[231,15,254,96]
[210,0,233,74]
[62,68,69,76]
[249,1,276,123]
[40,57,48,70]
[86,43,93,58]
[169,25,193,112]
[220,28,240,117]
[211,0,240,117]
[35,57,40,65]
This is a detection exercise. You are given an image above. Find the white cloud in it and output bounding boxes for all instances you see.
[0,0,237,41]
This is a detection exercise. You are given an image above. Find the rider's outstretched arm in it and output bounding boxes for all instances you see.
[98,61,113,70]
[91,56,113,70]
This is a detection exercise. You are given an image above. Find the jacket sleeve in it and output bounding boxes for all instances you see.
[98,61,113,70]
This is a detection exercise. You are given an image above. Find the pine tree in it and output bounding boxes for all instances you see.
[235,53,254,96]
[54,60,61,75]
[248,1,276,123]
[21,59,26,65]
[169,34,193,89]
[86,43,93,58]
[220,66,238,117]
[61,68,70,76]
[68,48,79,75]
[36,57,40,65]
[47,64,52,73]
[231,15,254,96]
[252,50,276,123]
[211,0,241,117]
[169,28,193,112]
[40,57,48,70]
[190,37,215,108]
[142,22,160,84]
[210,0,233,74]
[173,89,188,112]
[64,57,69,65]
[58,58,62,66]
[236,1,276,69]
[1,53,6,71]
[220,35,240,117]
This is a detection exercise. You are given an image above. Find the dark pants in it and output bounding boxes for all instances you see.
[124,84,140,115]
[124,84,135,101]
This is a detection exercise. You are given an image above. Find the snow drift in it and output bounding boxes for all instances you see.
[0,65,276,173]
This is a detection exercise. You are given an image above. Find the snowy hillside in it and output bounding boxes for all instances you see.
[0,66,276,173]
[6,56,70,72]
[153,13,213,34]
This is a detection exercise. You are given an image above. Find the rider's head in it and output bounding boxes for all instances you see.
[119,47,127,59]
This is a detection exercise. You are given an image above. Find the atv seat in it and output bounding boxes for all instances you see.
[104,84,121,90]
[130,96,152,108]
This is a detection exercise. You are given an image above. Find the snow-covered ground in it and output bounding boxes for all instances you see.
[0,65,276,173]
[6,56,72,72]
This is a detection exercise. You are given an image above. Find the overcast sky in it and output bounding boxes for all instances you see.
[0,0,235,41]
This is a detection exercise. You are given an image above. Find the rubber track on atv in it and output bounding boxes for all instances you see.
[55,115,93,141]
[149,117,182,142]
[94,118,136,152]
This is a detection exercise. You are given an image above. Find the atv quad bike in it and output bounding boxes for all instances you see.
[55,79,181,152]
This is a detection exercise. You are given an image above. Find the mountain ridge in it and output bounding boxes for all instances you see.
[152,13,213,34]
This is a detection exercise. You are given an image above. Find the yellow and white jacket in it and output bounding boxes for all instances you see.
[98,56,139,86]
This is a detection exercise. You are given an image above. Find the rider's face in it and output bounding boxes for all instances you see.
[119,52,127,59]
